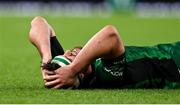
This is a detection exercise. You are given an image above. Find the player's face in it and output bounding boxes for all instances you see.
[63,48,81,62]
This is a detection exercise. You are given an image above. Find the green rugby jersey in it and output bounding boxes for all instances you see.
[126,41,180,69]
[81,41,180,89]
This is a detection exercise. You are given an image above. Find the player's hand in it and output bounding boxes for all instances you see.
[44,65,78,89]
[40,59,56,83]
[41,66,55,83]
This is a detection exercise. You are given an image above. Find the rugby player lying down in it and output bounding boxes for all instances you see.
[29,16,180,89]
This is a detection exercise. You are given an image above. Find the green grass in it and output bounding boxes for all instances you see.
[0,89,180,104]
[0,15,180,104]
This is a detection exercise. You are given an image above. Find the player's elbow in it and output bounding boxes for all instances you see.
[103,25,119,38]
[104,25,117,31]
[31,16,47,26]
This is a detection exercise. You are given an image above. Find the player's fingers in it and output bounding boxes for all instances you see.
[52,83,64,89]
[41,70,46,78]
[44,70,55,75]
[45,79,61,87]
[41,70,47,83]
[44,74,59,81]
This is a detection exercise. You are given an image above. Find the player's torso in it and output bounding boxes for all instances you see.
[89,42,180,89]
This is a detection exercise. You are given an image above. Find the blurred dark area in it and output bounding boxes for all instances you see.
[0,0,104,3]
[0,0,179,17]
[136,0,180,3]
[0,0,179,3]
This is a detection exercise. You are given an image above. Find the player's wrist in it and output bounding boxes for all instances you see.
[41,55,52,65]
[70,62,82,75]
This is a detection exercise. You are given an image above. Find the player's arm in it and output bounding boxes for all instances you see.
[29,16,61,84]
[29,16,52,63]
[71,25,125,74]
[44,25,125,88]
[29,16,64,63]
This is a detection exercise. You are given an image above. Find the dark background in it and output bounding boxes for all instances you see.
[0,0,103,2]
[136,0,180,3]
[0,0,179,3]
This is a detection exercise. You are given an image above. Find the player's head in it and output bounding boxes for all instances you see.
[63,46,82,62]
[42,46,82,71]
[44,46,92,79]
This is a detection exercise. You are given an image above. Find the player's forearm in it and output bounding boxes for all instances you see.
[71,25,124,74]
[29,16,52,63]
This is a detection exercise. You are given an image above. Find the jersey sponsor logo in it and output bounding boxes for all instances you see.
[103,67,124,77]
[112,58,126,65]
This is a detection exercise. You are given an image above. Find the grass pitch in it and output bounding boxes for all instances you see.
[0,15,180,104]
